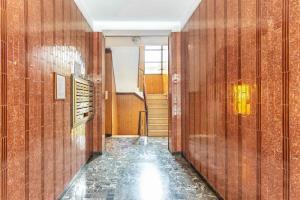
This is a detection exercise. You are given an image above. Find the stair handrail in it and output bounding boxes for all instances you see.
[142,79,149,136]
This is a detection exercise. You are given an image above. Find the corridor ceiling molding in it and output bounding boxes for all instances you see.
[74,0,201,32]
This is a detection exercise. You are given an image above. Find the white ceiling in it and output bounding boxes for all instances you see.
[74,0,201,33]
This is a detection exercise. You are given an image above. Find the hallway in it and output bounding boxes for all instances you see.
[60,137,218,200]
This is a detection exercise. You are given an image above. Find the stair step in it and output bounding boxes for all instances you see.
[149,109,168,115]
[148,113,168,117]
[148,124,168,130]
[148,118,168,124]
[148,130,168,137]
[147,94,168,100]
[149,114,168,118]
[147,99,168,105]
[148,105,168,109]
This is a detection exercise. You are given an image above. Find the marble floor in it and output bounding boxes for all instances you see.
[60,137,218,200]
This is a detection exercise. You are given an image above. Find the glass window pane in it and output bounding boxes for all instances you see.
[163,45,168,50]
[145,45,162,50]
[145,63,162,74]
[163,50,168,62]
[145,50,162,62]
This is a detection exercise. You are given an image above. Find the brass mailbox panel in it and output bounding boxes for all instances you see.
[72,75,94,128]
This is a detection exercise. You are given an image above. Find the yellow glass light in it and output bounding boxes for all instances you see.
[233,84,251,115]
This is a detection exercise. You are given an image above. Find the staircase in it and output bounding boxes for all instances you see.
[147,94,168,137]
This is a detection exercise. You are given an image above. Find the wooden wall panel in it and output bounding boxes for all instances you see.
[289,0,300,199]
[116,94,144,135]
[0,0,104,199]
[215,0,226,196]
[168,33,182,153]
[105,49,118,135]
[145,74,163,94]
[105,49,113,135]
[181,0,298,199]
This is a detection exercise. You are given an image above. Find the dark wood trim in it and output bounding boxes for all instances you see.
[205,0,209,177]
[282,0,290,199]
[53,0,57,196]
[1,0,8,199]
[24,0,30,198]
[213,0,217,186]
[237,0,242,199]
[256,0,262,199]
[40,0,45,199]
[105,48,112,53]
[224,0,229,198]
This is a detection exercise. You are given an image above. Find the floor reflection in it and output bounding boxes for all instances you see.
[60,137,218,200]
[139,163,164,200]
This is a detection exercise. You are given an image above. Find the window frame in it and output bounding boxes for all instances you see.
[144,45,168,75]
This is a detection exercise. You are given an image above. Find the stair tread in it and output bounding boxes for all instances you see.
[148,124,169,127]
[148,130,168,132]
[149,117,168,119]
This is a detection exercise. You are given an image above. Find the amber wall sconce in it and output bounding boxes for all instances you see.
[233,84,251,116]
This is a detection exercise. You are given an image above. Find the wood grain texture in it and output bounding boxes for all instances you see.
[145,75,163,94]
[180,0,297,199]
[116,94,144,135]
[105,49,118,135]
[105,49,113,135]
[0,0,105,199]
[168,33,182,153]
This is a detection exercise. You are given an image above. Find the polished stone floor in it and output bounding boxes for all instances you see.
[60,137,218,200]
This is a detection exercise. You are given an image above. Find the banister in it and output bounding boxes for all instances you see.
[143,79,149,136]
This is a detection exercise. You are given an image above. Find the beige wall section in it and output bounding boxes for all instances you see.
[145,74,164,94]
[116,94,144,135]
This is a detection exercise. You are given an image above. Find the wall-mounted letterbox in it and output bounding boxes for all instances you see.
[72,75,94,128]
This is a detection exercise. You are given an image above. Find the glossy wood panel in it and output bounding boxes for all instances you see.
[181,0,299,199]
[116,94,144,135]
[105,49,113,135]
[0,0,104,199]
[168,33,182,153]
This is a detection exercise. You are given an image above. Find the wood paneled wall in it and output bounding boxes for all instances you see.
[145,74,163,94]
[0,0,104,199]
[180,0,300,199]
[90,32,106,153]
[168,33,182,153]
[105,49,113,135]
[105,49,118,135]
[116,94,144,135]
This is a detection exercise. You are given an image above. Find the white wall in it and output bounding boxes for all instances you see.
[106,36,168,47]
[108,37,168,94]
[111,47,140,93]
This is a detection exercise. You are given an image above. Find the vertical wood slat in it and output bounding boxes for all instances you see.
[256,0,262,199]
[1,0,7,199]
[282,0,290,199]
[24,0,30,198]
[181,0,294,199]
[224,0,228,198]
[237,0,242,198]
